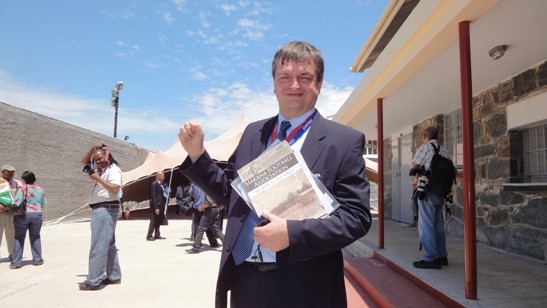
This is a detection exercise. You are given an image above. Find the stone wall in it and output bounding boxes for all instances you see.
[0,102,149,223]
[469,59,547,261]
[399,59,547,261]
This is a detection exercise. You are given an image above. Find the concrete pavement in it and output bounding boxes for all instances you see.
[0,217,220,307]
[4,215,545,307]
[343,219,547,308]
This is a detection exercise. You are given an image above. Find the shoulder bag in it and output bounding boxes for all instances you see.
[9,185,27,216]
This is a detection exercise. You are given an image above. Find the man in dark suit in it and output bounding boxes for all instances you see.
[179,41,371,308]
[146,171,166,241]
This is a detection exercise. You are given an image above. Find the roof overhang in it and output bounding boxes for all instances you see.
[335,0,546,139]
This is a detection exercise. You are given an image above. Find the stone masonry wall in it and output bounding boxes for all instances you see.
[400,59,547,261]
[0,102,149,223]
[469,59,547,261]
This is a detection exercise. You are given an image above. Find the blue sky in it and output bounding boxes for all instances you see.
[0,0,387,151]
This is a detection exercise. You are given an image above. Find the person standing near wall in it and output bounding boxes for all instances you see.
[0,164,21,262]
[10,171,47,269]
[79,143,123,290]
[410,126,451,269]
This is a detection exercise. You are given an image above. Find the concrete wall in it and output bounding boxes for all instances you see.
[0,102,149,223]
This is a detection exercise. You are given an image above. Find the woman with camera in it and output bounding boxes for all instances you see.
[10,171,47,269]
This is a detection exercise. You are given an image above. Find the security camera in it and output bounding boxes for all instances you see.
[488,45,507,60]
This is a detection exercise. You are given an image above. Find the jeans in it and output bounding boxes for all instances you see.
[87,207,121,286]
[417,192,447,261]
[12,212,43,266]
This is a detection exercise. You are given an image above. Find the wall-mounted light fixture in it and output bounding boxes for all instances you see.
[488,45,507,60]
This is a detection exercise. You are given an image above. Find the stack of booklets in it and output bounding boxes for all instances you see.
[231,141,339,220]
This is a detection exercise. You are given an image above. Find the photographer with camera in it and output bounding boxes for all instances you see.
[79,143,123,291]
[410,126,451,270]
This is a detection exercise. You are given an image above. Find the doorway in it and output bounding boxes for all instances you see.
[391,133,414,224]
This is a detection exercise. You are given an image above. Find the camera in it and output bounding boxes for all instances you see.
[409,167,429,200]
[82,164,96,175]
[416,174,428,200]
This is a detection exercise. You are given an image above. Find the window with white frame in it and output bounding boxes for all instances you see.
[444,110,463,169]
[524,123,547,182]
[364,139,377,156]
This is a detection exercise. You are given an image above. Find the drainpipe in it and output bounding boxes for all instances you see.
[377,98,384,249]
[458,20,478,300]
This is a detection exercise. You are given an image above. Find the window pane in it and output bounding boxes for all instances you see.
[446,127,454,141]
[456,142,463,168]
[538,125,545,149]
[530,151,538,175]
[530,127,538,150]
[538,150,546,175]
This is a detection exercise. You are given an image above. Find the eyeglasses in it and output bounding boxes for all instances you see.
[276,74,315,86]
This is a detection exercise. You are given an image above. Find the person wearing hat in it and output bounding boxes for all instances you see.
[0,164,22,262]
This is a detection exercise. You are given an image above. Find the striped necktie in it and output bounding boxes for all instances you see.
[277,120,291,141]
[232,210,259,265]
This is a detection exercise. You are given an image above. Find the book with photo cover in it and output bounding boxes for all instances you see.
[232,141,338,220]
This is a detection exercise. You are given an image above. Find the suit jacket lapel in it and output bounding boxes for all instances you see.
[301,113,327,171]
[250,117,277,159]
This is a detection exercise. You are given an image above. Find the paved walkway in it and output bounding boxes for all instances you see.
[0,218,220,307]
[3,216,546,307]
[344,219,547,308]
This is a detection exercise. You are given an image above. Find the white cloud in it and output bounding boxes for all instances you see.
[113,41,141,58]
[188,81,351,138]
[316,83,354,118]
[198,11,211,28]
[0,69,178,143]
[192,70,207,80]
[237,18,270,41]
[219,4,238,16]
[172,0,188,13]
[143,60,166,70]
[163,12,176,25]
[0,69,353,151]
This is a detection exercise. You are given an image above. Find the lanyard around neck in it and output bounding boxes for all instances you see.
[270,109,318,146]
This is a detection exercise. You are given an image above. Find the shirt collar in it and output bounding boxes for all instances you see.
[277,108,316,135]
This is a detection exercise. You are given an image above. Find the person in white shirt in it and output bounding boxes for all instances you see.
[0,164,22,262]
[78,143,123,291]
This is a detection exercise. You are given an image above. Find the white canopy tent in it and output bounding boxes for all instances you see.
[121,115,250,203]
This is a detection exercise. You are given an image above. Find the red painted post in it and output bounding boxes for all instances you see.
[377,98,384,249]
[458,20,478,300]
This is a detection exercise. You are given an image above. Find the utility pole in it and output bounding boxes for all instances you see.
[111,81,123,138]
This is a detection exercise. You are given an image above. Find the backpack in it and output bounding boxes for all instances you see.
[426,143,456,198]
[177,184,194,215]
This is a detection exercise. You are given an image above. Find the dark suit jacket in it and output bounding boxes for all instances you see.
[181,112,371,308]
[150,180,166,213]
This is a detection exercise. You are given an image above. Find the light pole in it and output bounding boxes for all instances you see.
[111,81,123,138]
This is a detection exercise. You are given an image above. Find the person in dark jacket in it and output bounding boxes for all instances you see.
[147,171,167,241]
[178,41,371,308]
